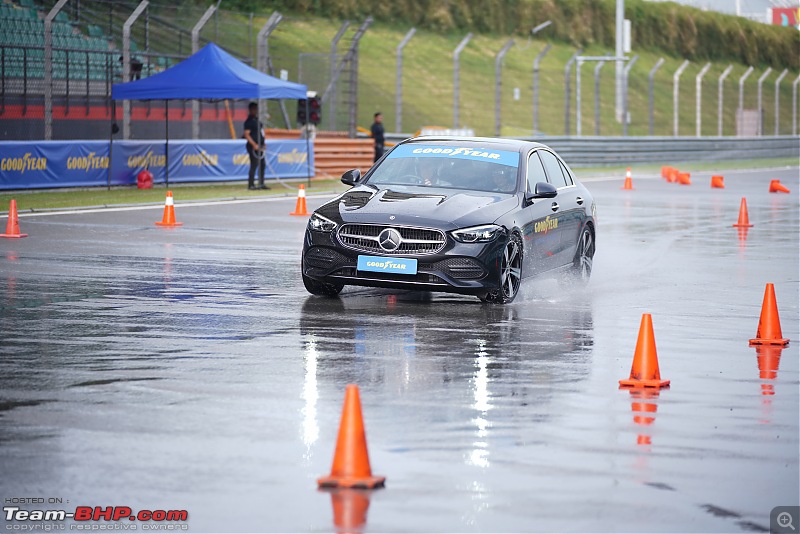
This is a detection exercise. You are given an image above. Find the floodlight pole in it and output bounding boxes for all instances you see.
[395,28,416,134]
[44,0,69,141]
[774,69,788,136]
[695,62,711,137]
[494,39,515,137]
[190,4,217,139]
[622,54,638,136]
[717,65,733,136]
[453,33,473,129]
[672,59,690,137]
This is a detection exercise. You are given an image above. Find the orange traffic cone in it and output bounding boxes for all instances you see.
[677,172,691,185]
[768,179,790,194]
[290,184,309,216]
[318,385,385,489]
[622,168,634,190]
[732,197,754,228]
[327,489,371,531]
[666,168,678,183]
[619,314,670,388]
[749,283,789,346]
[155,191,183,227]
[711,175,725,188]
[0,200,28,238]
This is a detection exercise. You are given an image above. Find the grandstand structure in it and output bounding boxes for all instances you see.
[0,0,248,140]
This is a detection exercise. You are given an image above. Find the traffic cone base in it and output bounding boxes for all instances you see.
[677,172,691,185]
[749,283,789,346]
[619,314,670,389]
[318,385,385,490]
[155,191,182,227]
[732,197,754,228]
[769,180,790,194]
[291,184,310,216]
[1,200,28,238]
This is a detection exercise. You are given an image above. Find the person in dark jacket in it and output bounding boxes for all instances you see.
[370,112,385,162]
[243,102,269,190]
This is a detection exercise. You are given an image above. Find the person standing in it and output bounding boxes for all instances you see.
[243,102,269,190]
[370,112,385,162]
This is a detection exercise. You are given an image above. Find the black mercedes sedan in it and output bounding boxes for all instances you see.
[301,136,596,303]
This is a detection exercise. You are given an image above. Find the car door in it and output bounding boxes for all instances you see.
[537,149,577,268]
[519,150,561,276]
[556,159,587,262]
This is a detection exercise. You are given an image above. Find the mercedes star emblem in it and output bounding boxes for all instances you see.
[378,228,402,252]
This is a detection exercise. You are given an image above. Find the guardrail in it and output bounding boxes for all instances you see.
[382,134,800,167]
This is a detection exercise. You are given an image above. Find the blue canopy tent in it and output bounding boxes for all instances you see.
[110,42,308,187]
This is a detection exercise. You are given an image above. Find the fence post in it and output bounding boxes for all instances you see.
[774,69,788,136]
[673,60,690,137]
[756,68,772,136]
[594,61,605,136]
[738,66,754,113]
[648,58,664,136]
[453,33,472,129]
[121,0,150,141]
[717,65,733,136]
[191,4,217,140]
[564,49,582,136]
[622,55,638,137]
[495,39,515,137]
[44,0,69,141]
[793,75,800,136]
[395,28,416,134]
[327,21,350,131]
[576,58,582,136]
[532,43,551,135]
[695,62,711,137]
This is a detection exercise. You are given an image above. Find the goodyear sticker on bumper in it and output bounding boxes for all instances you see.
[357,255,418,275]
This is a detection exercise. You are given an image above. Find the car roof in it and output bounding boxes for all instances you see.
[400,136,551,153]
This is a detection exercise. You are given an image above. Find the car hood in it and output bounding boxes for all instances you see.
[318,185,519,230]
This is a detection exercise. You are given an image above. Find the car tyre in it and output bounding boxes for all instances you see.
[480,233,522,304]
[302,260,344,296]
[569,226,594,284]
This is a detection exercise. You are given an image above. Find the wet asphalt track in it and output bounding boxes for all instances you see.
[0,166,798,533]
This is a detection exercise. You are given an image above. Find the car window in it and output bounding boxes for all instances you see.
[526,152,547,193]
[539,150,568,188]
[559,160,575,186]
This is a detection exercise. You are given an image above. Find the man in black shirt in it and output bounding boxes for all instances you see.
[370,112,385,162]
[243,102,269,190]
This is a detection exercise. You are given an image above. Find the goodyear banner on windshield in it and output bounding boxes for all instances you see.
[386,144,520,167]
[0,140,312,190]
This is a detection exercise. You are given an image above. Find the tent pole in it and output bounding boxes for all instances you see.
[305,97,311,189]
[165,100,170,189]
[108,100,115,190]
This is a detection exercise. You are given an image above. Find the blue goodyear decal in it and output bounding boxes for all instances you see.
[357,255,418,275]
[387,144,519,167]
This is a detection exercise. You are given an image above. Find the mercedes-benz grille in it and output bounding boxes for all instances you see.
[337,224,446,255]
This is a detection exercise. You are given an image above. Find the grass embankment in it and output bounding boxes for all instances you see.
[3,158,795,214]
[200,12,799,138]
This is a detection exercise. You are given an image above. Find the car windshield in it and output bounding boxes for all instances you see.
[367,143,520,193]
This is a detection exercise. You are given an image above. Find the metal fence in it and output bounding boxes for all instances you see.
[1,1,799,142]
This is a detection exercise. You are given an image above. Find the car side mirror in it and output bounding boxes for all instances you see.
[526,182,558,201]
[341,169,361,186]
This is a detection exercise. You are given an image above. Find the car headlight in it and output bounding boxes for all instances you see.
[308,213,337,232]
[451,224,503,243]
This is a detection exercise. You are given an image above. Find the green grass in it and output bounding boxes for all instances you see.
[0,179,348,214]
[2,159,794,214]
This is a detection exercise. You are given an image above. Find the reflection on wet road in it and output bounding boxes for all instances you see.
[1,168,798,532]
